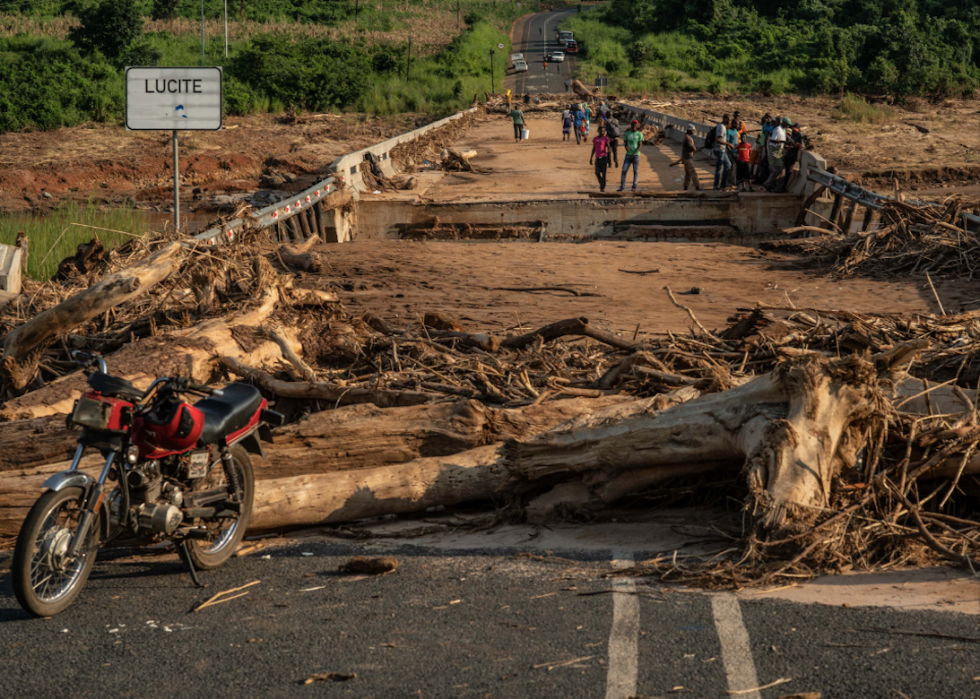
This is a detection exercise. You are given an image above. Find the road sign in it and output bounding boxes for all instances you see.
[498,43,504,49]
[594,75,609,88]
[125,67,222,131]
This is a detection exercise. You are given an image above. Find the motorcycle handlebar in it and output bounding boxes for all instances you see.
[71,350,107,374]
[168,377,224,397]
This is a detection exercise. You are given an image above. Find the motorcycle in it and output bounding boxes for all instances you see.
[11,352,284,617]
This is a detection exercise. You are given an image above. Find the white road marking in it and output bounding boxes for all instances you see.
[711,593,762,699]
[605,554,640,699]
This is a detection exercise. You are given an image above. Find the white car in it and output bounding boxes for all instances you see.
[550,51,565,62]
[510,53,524,65]
[514,59,528,73]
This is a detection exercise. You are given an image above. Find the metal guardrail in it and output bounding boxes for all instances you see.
[806,166,980,232]
[190,174,342,246]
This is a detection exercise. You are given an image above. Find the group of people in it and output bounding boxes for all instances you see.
[704,111,804,192]
[508,102,804,195]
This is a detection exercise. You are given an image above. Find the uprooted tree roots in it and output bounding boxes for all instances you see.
[0,228,978,588]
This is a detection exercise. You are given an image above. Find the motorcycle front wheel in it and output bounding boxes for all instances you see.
[12,486,100,617]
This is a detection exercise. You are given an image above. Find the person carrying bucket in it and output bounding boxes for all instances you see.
[508,105,525,142]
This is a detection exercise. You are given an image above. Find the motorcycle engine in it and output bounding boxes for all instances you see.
[127,461,185,535]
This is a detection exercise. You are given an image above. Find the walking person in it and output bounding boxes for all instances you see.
[564,79,570,92]
[764,117,791,190]
[679,124,701,191]
[573,106,585,144]
[617,119,644,192]
[605,116,621,167]
[590,125,611,192]
[508,105,525,142]
[584,103,592,134]
[561,107,573,142]
[712,114,732,190]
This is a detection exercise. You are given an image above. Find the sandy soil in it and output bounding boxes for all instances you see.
[312,239,978,340]
[0,112,422,214]
[365,113,719,205]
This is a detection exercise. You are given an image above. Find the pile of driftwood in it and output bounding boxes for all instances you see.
[780,195,980,281]
[0,237,977,586]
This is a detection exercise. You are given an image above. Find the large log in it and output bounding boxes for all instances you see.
[0,285,291,421]
[1,242,183,390]
[0,396,627,541]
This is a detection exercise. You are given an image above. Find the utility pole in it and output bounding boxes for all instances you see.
[224,0,228,57]
[489,49,495,94]
[200,0,205,59]
[456,0,459,31]
[172,131,180,232]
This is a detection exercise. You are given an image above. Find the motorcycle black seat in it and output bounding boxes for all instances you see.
[195,383,262,446]
[87,372,145,401]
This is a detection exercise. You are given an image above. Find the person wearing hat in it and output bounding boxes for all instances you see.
[680,123,701,191]
[617,119,644,192]
[764,116,792,191]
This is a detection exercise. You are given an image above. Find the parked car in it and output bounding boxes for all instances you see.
[565,40,578,54]
[558,30,573,45]
[510,53,524,65]
[513,59,528,72]
[550,51,565,62]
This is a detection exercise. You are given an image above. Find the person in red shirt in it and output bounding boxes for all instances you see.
[590,125,611,192]
[736,133,754,192]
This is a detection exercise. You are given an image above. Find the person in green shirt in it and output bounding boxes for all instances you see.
[618,119,644,192]
[508,107,525,142]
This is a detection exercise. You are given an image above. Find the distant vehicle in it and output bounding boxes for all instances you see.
[565,40,578,54]
[514,59,528,72]
[510,53,524,65]
[558,30,573,45]
[550,51,565,63]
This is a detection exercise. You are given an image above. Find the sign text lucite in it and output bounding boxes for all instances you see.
[125,67,223,131]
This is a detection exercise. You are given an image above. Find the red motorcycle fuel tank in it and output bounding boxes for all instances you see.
[132,400,205,458]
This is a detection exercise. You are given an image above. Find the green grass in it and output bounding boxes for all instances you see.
[834,94,896,125]
[0,201,148,280]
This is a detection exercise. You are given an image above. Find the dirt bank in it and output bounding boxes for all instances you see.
[0,112,424,215]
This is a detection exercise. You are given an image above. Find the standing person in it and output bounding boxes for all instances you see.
[712,114,732,190]
[606,116,621,167]
[726,121,739,189]
[564,79,570,92]
[764,117,790,190]
[736,133,753,192]
[590,125,611,192]
[572,106,585,144]
[778,121,804,193]
[561,107,573,142]
[754,114,773,185]
[508,105,525,142]
[680,123,701,191]
[599,101,611,119]
[732,110,748,138]
[617,119,644,192]
[584,103,592,134]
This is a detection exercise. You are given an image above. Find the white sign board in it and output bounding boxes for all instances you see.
[498,43,504,49]
[125,67,222,131]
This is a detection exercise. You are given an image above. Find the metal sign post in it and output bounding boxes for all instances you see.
[126,67,223,233]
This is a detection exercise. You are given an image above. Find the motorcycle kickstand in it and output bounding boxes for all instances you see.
[178,541,206,588]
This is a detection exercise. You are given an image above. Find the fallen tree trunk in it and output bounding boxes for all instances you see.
[0,396,628,540]
[0,285,290,421]
[278,236,322,272]
[1,242,183,390]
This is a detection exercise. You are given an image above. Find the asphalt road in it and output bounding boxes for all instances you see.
[1,539,978,698]
[510,9,578,95]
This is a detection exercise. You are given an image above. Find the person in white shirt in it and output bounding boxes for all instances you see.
[712,114,732,189]
[764,116,791,190]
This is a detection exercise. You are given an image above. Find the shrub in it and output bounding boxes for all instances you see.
[69,0,144,60]
[834,94,895,124]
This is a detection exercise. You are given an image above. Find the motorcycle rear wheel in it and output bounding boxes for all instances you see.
[12,486,100,617]
[186,445,254,570]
